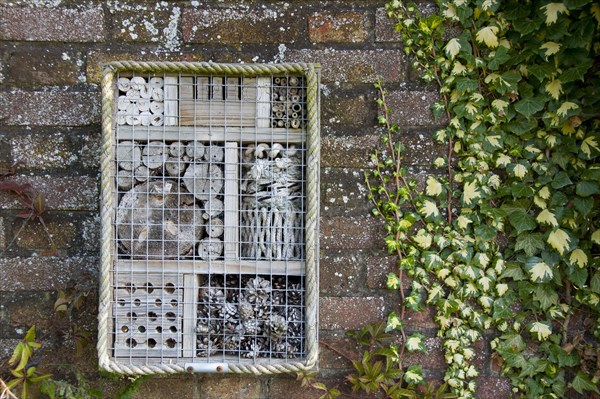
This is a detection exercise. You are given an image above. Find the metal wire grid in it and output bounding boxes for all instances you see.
[110,71,308,366]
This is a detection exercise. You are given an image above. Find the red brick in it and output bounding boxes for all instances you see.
[322,91,375,128]
[320,215,384,251]
[386,91,443,127]
[0,256,98,291]
[0,91,99,126]
[319,338,358,370]
[0,6,104,42]
[133,376,197,399]
[5,49,81,87]
[476,376,513,399]
[11,217,76,252]
[404,305,437,329]
[321,135,379,169]
[86,51,206,84]
[366,254,403,289]
[308,12,370,43]
[182,7,304,44]
[197,375,264,399]
[320,297,385,330]
[402,336,446,370]
[269,375,352,399]
[320,250,369,296]
[287,49,405,83]
[0,175,98,211]
[321,168,371,217]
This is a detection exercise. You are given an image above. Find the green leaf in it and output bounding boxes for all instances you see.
[455,77,479,93]
[573,196,594,216]
[515,97,545,118]
[571,371,600,394]
[488,46,511,70]
[504,207,537,234]
[512,183,535,198]
[560,59,593,82]
[590,271,600,294]
[551,171,572,189]
[533,285,559,310]
[515,233,545,257]
[567,266,588,288]
[576,181,599,197]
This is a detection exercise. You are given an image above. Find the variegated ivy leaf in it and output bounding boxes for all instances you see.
[581,136,599,158]
[540,41,561,57]
[406,333,426,352]
[386,272,401,289]
[534,195,547,209]
[512,164,528,179]
[592,229,600,245]
[433,157,446,167]
[445,38,462,59]
[489,174,501,189]
[556,101,578,117]
[485,135,502,148]
[478,276,491,292]
[476,26,499,48]
[541,3,569,25]
[526,258,553,283]
[536,209,558,227]
[529,321,552,341]
[569,248,588,268]
[547,228,571,255]
[456,215,472,230]
[545,79,563,100]
[496,283,509,296]
[426,176,443,196]
[475,253,490,268]
[413,232,432,249]
[404,365,424,384]
[538,186,551,200]
[427,284,444,304]
[420,200,440,219]
[385,311,402,332]
[491,98,509,112]
[462,180,480,205]
[496,153,511,167]
[452,61,467,75]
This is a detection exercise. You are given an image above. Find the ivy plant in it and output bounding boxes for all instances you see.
[368,0,599,398]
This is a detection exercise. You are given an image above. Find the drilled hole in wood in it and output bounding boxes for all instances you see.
[170,299,178,307]
[138,326,146,333]
[134,299,141,307]
[118,299,126,306]
[170,326,178,333]
[164,283,176,294]
[121,326,129,333]
[145,283,154,294]
[126,312,137,321]
[165,312,176,322]
[125,283,136,293]
[148,312,158,322]
[155,299,162,306]
[156,326,163,333]
[165,338,176,348]
[147,338,157,348]
[126,338,137,348]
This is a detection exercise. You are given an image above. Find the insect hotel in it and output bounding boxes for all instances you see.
[98,62,320,374]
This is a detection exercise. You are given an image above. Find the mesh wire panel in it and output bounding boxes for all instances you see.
[109,70,313,368]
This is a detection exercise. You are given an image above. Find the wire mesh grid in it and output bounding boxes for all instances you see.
[109,69,312,368]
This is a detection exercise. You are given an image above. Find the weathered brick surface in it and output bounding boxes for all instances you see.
[320,215,384,251]
[109,7,178,43]
[375,7,402,43]
[322,90,375,128]
[320,249,369,296]
[320,296,386,330]
[133,376,197,399]
[0,176,99,211]
[366,253,403,289]
[0,7,104,42]
[0,91,99,126]
[386,90,443,127]
[197,375,265,399]
[0,256,98,291]
[0,291,55,337]
[4,49,81,87]
[287,49,405,83]
[10,130,101,171]
[308,11,370,43]
[321,134,379,168]
[183,7,304,44]
[476,376,513,398]
[321,168,371,217]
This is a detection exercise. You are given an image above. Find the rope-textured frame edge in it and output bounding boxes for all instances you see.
[98,61,321,375]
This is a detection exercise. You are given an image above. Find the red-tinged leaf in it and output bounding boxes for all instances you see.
[0,180,27,194]
[16,209,34,219]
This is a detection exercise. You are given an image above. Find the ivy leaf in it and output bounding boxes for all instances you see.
[591,271,600,294]
[580,136,599,158]
[551,171,572,189]
[533,285,559,310]
[545,79,563,100]
[536,209,559,226]
[567,266,588,288]
[385,311,403,332]
[404,365,424,384]
[556,101,579,117]
[573,196,594,216]
[405,333,426,352]
[476,26,499,48]
[560,59,593,82]
[547,228,571,255]
[462,180,480,206]
[445,38,461,59]
[512,183,534,198]
[540,41,561,57]
[515,97,545,118]
[575,181,599,197]
[571,371,600,394]
[488,46,511,70]
[541,3,569,25]
[426,176,443,196]
[592,229,600,244]
[504,207,537,234]
[515,233,545,257]
[529,321,552,341]
[526,257,554,283]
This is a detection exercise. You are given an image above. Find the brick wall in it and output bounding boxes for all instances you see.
[0,1,510,397]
